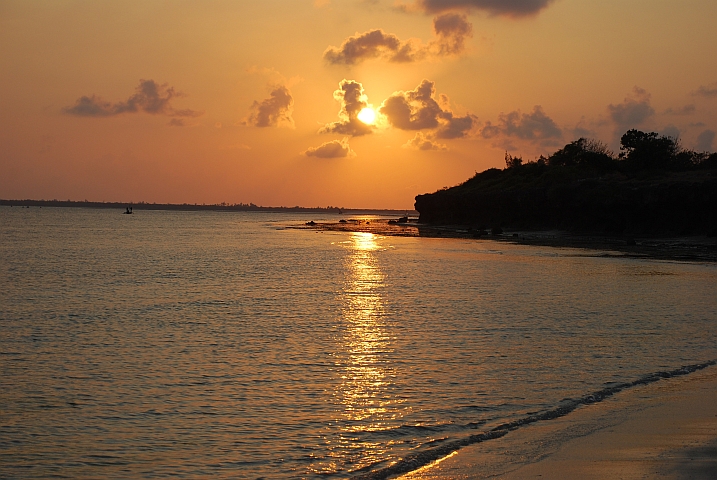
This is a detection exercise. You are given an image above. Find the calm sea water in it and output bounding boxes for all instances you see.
[1,207,716,478]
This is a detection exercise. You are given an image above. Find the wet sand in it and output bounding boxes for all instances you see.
[399,366,717,480]
[295,219,717,263]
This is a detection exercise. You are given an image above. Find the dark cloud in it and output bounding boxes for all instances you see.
[433,13,472,55]
[303,138,356,158]
[63,80,202,121]
[696,129,715,152]
[323,30,417,65]
[319,80,374,137]
[436,112,476,139]
[246,85,294,128]
[692,82,717,98]
[403,132,448,151]
[63,96,115,117]
[323,13,471,65]
[607,87,654,127]
[380,80,441,130]
[480,105,562,144]
[413,0,554,17]
[379,79,476,138]
[664,104,696,116]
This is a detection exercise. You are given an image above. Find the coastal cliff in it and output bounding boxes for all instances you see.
[415,132,717,236]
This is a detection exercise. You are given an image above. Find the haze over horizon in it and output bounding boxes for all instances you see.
[2,0,716,209]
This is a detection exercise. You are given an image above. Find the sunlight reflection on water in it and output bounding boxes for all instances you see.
[317,233,405,474]
[340,233,391,425]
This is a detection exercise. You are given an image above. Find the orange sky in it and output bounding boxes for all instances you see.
[1,0,716,209]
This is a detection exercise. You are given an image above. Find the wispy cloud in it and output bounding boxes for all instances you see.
[63,79,203,123]
[303,138,356,158]
[664,104,696,116]
[692,82,717,98]
[323,13,472,65]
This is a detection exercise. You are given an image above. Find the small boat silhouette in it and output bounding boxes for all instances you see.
[123,207,133,214]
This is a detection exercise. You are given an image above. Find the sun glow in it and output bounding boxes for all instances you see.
[357,107,376,125]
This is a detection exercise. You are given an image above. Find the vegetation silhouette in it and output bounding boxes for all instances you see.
[415,130,717,236]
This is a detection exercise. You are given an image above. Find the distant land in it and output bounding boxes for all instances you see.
[0,199,414,216]
[415,130,717,237]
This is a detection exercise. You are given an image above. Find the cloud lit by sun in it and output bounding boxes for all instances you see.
[357,107,376,125]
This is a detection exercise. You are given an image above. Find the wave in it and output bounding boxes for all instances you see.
[352,360,716,480]
[350,419,488,440]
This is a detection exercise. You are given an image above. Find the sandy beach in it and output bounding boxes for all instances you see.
[399,365,717,479]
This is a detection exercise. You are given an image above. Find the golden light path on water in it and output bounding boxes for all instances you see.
[340,233,391,424]
[318,232,405,475]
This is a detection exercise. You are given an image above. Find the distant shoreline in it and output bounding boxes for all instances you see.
[0,199,415,216]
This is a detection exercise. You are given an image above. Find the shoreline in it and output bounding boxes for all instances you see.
[295,219,717,263]
[351,362,717,480]
[397,362,717,480]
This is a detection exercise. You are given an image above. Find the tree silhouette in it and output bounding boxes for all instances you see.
[548,138,615,170]
[619,129,684,170]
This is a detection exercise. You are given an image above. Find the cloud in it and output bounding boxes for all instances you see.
[569,118,596,139]
[692,82,717,98]
[303,137,356,158]
[432,13,473,55]
[660,124,680,140]
[324,30,414,65]
[245,85,294,128]
[480,105,562,144]
[571,126,593,138]
[379,79,476,138]
[403,132,448,150]
[436,112,476,139]
[323,13,471,65]
[409,0,555,17]
[664,104,696,116]
[607,86,654,127]
[319,79,374,136]
[63,79,202,121]
[696,129,715,152]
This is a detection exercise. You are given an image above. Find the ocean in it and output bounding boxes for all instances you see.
[1,207,716,478]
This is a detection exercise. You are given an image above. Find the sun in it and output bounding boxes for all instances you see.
[357,107,376,125]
